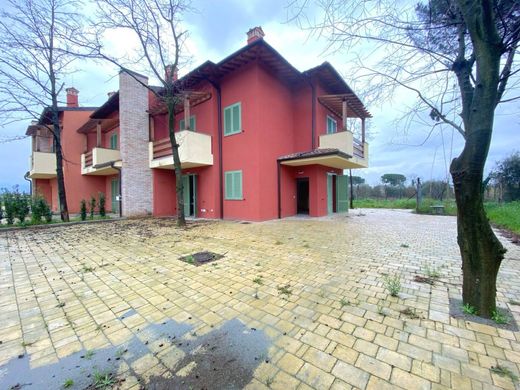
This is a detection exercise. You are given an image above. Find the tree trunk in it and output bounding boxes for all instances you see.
[450,132,505,318]
[52,118,69,222]
[168,103,186,227]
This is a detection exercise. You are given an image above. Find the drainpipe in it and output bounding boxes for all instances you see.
[205,77,224,219]
[24,171,32,196]
[277,161,281,219]
[305,76,316,150]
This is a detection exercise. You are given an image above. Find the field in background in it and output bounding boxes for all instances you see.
[353,198,520,234]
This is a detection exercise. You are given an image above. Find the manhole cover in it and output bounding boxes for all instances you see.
[179,251,224,266]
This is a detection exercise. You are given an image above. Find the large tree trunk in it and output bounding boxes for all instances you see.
[52,118,69,222]
[450,129,505,318]
[168,103,186,227]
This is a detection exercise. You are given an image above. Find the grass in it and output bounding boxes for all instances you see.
[462,303,478,315]
[340,298,349,308]
[490,365,519,382]
[383,275,401,297]
[253,276,263,285]
[277,284,292,297]
[84,349,95,360]
[354,198,416,209]
[424,265,441,279]
[491,309,510,324]
[92,371,116,389]
[485,201,520,234]
[63,378,74,388]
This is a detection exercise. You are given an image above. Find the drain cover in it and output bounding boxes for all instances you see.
[179,251,224,266]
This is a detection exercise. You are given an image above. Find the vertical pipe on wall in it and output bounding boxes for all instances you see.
[277,161,281,219]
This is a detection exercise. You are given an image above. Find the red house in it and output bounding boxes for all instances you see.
[28,27,370,221]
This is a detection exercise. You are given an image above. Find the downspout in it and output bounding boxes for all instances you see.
[305,75,316,150]
[24,171,32,196]
[277,161,281,219]
[205,78,224,219]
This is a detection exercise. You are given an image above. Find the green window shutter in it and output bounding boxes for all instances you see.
[327,117,337,134]
[190,116,196,131]
[110,134,118,149]
[224,103,241,136]
[179,118,185,130]
[225,170,243,200]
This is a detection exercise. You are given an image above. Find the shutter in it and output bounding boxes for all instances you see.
[336,175,349,212]
[224,107,231,135]
[232,104,240,132]
[233,171,242,199]
[180,118,185,130]
[225,172,232,199]
[190,116,196,131]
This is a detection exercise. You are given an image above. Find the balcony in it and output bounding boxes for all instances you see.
[149,130,213,169]
[319,130,369,168]
[81,147,121,175]
[28,152,57,179]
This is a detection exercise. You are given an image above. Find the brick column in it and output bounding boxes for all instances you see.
[119,70,152,216]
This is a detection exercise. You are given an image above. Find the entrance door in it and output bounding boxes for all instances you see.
[182,175,197,217]
[327,174,334,214]
[296,178,309,214]
[111,178,120,213]
[336,175,349,212]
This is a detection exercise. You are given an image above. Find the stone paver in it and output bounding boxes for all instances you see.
[1,209,520,389]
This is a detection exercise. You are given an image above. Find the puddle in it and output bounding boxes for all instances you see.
[146,318,270,389]
[0,319,192,389]
[0,318,269,390]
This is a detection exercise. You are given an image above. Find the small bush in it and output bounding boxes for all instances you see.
[89,195,96,219]
[383,275,401,297]
[31,195,50,224]
[462,303,478,315]
[14,191,30,224]
[80,200,87,221]
[99,192,106,217]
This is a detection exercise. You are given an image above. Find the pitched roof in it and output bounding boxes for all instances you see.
[26,106,97,135]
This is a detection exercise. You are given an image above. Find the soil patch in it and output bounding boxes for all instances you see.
[449,298,519,331]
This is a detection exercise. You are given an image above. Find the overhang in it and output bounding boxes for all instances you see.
[278,148,361,169]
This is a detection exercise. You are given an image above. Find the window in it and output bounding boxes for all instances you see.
[326,116,337,134]
[179,115,196,131]
[109,133,118,149]
[225,170,243,200]
[224,102,242,136]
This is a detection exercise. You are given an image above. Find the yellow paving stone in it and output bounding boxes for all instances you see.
[302,346,337,372]
[376,347,412,371]
[366,375,401,390]
[331,360,370,389]
[355,353,392,380]
[332,344,359,365]
[390,367,431,390]
[296,362,335,388]
[277,352,305,375]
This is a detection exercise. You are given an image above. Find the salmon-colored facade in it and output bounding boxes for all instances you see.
[27,27,370,221]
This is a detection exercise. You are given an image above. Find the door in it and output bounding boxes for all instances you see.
[336,175,349,212]
[327,174,333,214]
[111,178,119,213]
[182,175,197,217]
[296,178,309,214]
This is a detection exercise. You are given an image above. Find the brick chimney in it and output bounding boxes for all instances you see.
[247,26,265,44]
[165,64,178,82]
[66,87,79,107]
[107,91,117,98]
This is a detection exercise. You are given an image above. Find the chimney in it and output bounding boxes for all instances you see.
[107,91,116,98]
[247,26,265,44]
[165,64,178,82]
[66,87,79,107]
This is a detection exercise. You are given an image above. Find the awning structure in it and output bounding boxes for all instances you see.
[278,148,366,169]
[318,94,372,119]
[148,91,212,116]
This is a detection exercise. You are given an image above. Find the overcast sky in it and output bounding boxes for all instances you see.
[0,0,518,191]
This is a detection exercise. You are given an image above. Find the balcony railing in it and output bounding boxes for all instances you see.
[319,130,368,168]
[149,130,213,169]
[28,151,57,179]
[81,147,121,175]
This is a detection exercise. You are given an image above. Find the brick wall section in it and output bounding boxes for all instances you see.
[119,71,152,216]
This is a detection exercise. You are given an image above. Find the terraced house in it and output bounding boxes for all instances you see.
[27,27,371,221]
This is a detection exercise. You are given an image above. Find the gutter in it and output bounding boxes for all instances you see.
[304,75,316,149]
[204,77,224,220]
[277,161,281,219]
[24,171,32,196]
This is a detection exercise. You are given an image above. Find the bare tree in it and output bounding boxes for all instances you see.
[91,0,191,226]
[290,0,519,317]
[0,0,88,222]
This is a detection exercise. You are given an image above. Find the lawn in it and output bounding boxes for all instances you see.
[353,198,520,234]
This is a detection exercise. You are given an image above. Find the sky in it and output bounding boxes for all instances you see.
[0,0,518,191]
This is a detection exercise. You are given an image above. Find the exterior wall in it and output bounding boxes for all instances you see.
[34,179,52,207]
[119,71,152,216]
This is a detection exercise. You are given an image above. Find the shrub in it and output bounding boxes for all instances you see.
[80,200,87,221]
[14,191,30,224]
[99,192,106,217]
[31,195,50,224]
[2,189,16,225]
[43,203,52,223]
[383,275,401,297]
[89,195,96,219]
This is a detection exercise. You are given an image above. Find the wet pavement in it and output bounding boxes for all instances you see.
[1,210,520,389]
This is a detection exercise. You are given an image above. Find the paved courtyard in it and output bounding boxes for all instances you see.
[1,209,520,389]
